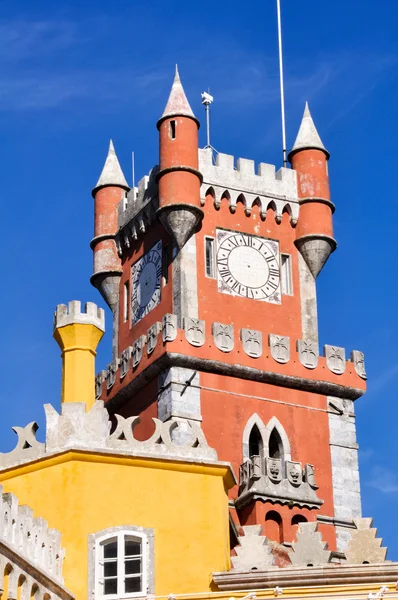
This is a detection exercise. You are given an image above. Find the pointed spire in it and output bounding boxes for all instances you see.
[92,140,130,196]
[289,102,329,160]
[157,66,199,128]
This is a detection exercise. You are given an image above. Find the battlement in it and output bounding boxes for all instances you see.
[0,488,64,581]
[54,301,105,332]
[199,148,299,223]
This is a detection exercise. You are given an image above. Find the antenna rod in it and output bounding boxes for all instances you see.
[201,91,214,150]
[132,151,135,193]
[276,0,287,167]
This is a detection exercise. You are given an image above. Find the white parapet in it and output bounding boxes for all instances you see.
[54,301,105,332]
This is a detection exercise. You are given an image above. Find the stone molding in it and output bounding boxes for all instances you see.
[0,487,65,585]
[97,312,366,401]
[237,456,322,510]
[0,401,218,471]
[212,562,398,590]
[199,148,299,225]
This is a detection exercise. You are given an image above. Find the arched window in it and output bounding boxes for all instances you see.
[90,526,154,599]
[264,510,283,544]
[291,514,307,527]
[249,425,263,457]
[268,427,283,459]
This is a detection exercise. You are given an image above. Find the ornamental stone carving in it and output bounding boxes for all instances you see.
[0,423,45,469]
[95,370,106,399]
[162,313,177,342]
[106,359,118,389]
[231,525,274,571]
[351,350,367,379]
[119,347,132,379]
[241,329,262,358]
[269,334,290,364]
[132,335,146,367]
[304,463,318,489]
[287,461,302,486]
[325,345,346,374]
[266,457,282,483]
[345,518,387,564]
[184,317,205,347]
[289,522,331,567]
[147,322,161,354]
[213,323,234,352]
[297,340,318,369]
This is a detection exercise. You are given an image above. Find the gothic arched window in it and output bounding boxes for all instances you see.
[268,427,284,459]
[249,425,263,457]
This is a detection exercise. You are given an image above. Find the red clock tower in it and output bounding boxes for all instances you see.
[92,69,367,555]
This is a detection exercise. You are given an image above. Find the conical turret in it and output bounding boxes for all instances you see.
[156,67,203,249]
[91,140,129,358]
[289,103,336,279]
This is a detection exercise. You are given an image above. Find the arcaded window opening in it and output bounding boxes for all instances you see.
[249,424,263,457]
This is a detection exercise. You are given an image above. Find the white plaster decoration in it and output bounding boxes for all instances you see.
[269,334,290,364]
[231,525,274,571]
[184,318,205,347]
[198,148,299,225]
[119,348,132,379]
[132,335,146,368]
[325,345,346,374]
[88,525,154,600]
[95,370,106,399]
[0,423,45,469]
[157,367,201,422]
[45,402,109,453]
[106,359,118,390]
[0,488,66,588]
[286,461,303,486]
[54,301,105,332]
[147,322,161,355]
[162,314,177,342]
[297,340,318,369]
[289,522,331,567]
[241,329,262,358]
[212,323,234,352]
[345,518,387,564]
[351,350,367,379]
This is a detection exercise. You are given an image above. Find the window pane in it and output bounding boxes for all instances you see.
[125,540,141,556]
[103,541,118,559]
[125,577,142,594]
[125,558,141,575]
[205,238,215,278]
[104,561,117,577]
[104,578,117,595]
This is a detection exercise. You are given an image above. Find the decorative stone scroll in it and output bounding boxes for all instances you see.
[269,334,290,364]
[147,322,161,354]
[95,370,106,399]
[345,518,387,564]
[351,350,367,380]
[231,525,274,571]
[184,318,205,347]
[297,340,318,369]
[241,329,262,358]
[120,347,132,379]
[132,335,146,367]
[325,345,346,374]
[0,423,45,469]
[289,522,331,567]
[106,359,118,390]
[213,323,234,352]
[162,313,177,342]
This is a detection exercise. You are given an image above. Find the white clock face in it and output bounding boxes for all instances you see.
[132,241,162,324]
[216,229,281,304]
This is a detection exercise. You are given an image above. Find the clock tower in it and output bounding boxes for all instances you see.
[92,69,367,555]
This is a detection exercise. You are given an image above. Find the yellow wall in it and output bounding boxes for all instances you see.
[0,452,233,600]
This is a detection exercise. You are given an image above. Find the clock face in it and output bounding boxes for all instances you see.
[216,229,281,304]
[131,241,162,324]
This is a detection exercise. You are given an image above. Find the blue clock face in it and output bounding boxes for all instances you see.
[131,241,162,324]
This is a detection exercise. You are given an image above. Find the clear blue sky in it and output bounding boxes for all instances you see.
[0,0,397,556]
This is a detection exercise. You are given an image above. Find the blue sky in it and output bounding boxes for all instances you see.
[0,0,397,556]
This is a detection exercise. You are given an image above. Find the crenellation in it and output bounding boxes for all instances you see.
[54,301,105,332]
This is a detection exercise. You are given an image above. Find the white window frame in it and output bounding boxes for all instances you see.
[204,236,216,279]
[281,253,293,296]
[88,526,154,600]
